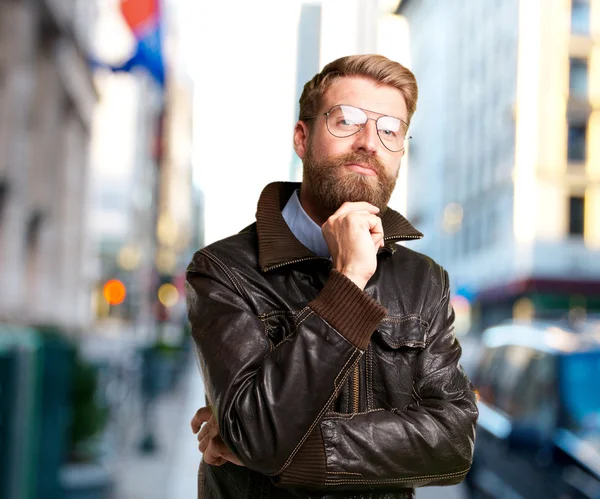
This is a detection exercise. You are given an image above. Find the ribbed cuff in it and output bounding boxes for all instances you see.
[309,269,387,350]
[275,427,326,488]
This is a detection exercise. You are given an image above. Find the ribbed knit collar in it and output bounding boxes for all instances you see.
[256,181,423,272]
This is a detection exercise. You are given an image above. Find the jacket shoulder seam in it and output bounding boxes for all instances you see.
[424,265,450,336]
[199,249,251,303]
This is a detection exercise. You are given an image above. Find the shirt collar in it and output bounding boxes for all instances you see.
[281,189,330,258]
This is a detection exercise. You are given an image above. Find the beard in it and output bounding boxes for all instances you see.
[302,146,399,213]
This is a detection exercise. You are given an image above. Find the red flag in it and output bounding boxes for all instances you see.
[120,0,157,35]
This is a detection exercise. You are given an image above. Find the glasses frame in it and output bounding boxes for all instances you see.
[303,104,412,153]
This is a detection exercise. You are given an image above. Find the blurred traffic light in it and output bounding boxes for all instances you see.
[102,279,127,305]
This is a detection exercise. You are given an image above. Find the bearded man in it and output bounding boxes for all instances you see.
[186,54,478,499]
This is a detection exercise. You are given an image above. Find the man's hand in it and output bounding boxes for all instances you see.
[191,406,243,467]
[322,202,384,290]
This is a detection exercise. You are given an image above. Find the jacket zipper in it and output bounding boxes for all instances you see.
[264,235,422,271]
[352,364,360,413]
[383,234,421,242]
[263,256,330,272]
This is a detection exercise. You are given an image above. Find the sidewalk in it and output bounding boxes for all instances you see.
[110,359,205,499]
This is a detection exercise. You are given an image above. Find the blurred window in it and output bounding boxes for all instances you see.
[571,0,590,35]
[474,216,483,252]
[569,58,588,97]
[567,124,587,162]
[569,196,585,236]
[25,210,43,290]
[511,351,558,434]
[463,222,471,256]
[560,352,600,430]
[494,345,534,416]
[474,346,506,407]
[475,345,534,414]
[0,180,7,225]
[100,190,126,211]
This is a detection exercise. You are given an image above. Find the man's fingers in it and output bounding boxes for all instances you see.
[367,213,383,228]
[203,447,226,466]
[221,450,243,466]
[198,433,210,453]
[330,211,383,232]
[212,439,244,467]
[191,406,213,433]
[198,418,220,452]
[197,416,217,442]
[362,214,384,239]
[372,232,385,248]
[200,437,218,459]
[200,434,245,468]
[335,202,380,216]
[211,438,230,455]
[201,437,244,467]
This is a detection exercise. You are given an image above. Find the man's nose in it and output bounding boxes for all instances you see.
[352,119,379,153]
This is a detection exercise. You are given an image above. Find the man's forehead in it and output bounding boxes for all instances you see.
[321,76,407,119]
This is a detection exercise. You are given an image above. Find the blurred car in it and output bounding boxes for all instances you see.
[465,321,600,499]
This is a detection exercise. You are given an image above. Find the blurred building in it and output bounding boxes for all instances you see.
[154,23,197,331]
[290,2,322,181]
[397,0,600,330]
[0,0,97,330]
[88,0,162,333]
[88,0,197,337]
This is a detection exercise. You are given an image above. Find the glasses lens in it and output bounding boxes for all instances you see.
[377,116,406,152]
[327,105,367,138]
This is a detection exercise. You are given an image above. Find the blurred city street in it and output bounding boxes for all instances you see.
[2,0,600,498]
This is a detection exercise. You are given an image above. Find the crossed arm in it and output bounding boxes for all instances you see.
[186,251,477,490]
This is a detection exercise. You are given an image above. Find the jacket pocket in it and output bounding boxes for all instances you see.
[373,315,428,349]
[259,310,298,347]
[369,315,427,410]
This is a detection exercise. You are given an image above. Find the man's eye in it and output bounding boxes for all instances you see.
[380,129,397,137]
[338,119,360,126]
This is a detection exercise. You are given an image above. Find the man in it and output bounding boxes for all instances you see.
[186,54,478,499]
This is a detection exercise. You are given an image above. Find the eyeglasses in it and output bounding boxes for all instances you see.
[304,104,411,153]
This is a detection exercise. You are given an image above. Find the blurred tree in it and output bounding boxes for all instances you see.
[67,354,108,463]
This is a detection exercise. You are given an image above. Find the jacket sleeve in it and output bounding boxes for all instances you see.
[276,270,478,490]
[185,250,386,476]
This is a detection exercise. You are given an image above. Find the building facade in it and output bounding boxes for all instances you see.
[397,0,600,330]
[0,0,97,330]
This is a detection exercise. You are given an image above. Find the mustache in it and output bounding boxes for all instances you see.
[325,152,386,175]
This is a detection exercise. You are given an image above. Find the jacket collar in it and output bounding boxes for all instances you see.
[255,182,423,272]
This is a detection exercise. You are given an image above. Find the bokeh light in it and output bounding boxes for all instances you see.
[103,279,127,305]
[158,283,179,307]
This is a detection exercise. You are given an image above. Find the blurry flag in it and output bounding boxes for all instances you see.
[93,0,166,87]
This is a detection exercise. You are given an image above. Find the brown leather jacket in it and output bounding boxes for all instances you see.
[186,182,478,499]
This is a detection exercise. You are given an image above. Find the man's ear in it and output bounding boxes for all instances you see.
[293,120,309,160]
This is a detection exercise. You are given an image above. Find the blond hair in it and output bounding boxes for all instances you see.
[299,54,418,125]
